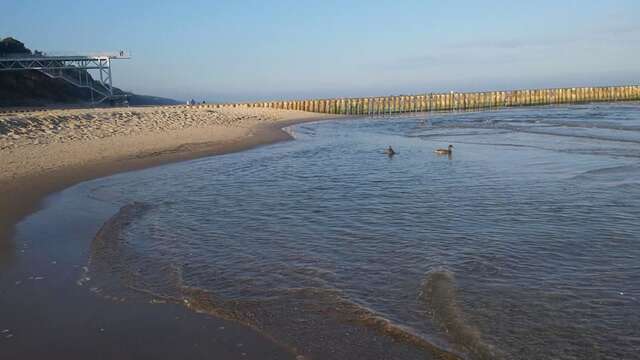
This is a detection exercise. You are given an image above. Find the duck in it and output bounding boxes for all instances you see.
[434,144,453,155]
[383,146,396,156]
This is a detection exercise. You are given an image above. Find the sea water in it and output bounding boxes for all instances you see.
[70,103,640,359]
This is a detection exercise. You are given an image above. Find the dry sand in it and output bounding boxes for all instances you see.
[0,105,336,243]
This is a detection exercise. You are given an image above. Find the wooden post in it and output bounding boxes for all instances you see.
[558,89,563,104]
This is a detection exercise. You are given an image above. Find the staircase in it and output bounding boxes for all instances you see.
[39,66,112,103]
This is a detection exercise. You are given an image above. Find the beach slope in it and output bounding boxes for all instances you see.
[0,105,335,243]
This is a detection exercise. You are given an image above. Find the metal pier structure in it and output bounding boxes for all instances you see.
[0,52,130,103]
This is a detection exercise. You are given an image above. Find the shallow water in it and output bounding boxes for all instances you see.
[75,103,640,359]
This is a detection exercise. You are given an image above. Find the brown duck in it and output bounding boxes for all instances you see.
[434,144,453,155]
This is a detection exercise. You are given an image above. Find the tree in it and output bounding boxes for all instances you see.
[0,37,32,56]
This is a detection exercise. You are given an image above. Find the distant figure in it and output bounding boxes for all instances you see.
[434,144,453,155]
[202,100,206,104]
[119,50,124,57]
[384,146,396,156]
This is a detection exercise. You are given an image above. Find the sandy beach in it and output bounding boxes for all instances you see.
[0,105,335,244]
[0,105,345,360]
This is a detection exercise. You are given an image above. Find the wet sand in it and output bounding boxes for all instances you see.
[0,105,336,359]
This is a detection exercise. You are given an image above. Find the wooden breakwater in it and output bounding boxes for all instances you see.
[207,85,640,115]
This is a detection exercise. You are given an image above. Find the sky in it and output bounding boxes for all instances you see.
[1,0,639,102]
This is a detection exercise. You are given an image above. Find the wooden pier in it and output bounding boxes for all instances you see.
[203,85,640,115]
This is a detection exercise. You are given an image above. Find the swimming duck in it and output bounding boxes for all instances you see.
[384,146,396,156]
[434,144,453,155]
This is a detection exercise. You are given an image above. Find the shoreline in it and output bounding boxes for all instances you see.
[0,106,340,359]
[0,107,457,360]
[0,105,338,250]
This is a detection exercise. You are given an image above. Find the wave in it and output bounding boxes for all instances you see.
[180,285,462,360]
[410,118,640,145]
[508,127,640,145]
[572,164,640,183]
[420,269,500,360]
[83,202,152,293]
[80,203,463,360]
[540,121,640,133]
[575,164,640,177]
[81,202,184,301]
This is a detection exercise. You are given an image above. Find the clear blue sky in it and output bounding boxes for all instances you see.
[2,0,639,101]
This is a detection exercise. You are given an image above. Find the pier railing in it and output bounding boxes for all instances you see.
[200,85,640,114]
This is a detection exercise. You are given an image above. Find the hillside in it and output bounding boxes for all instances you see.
[0,37,180,107]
